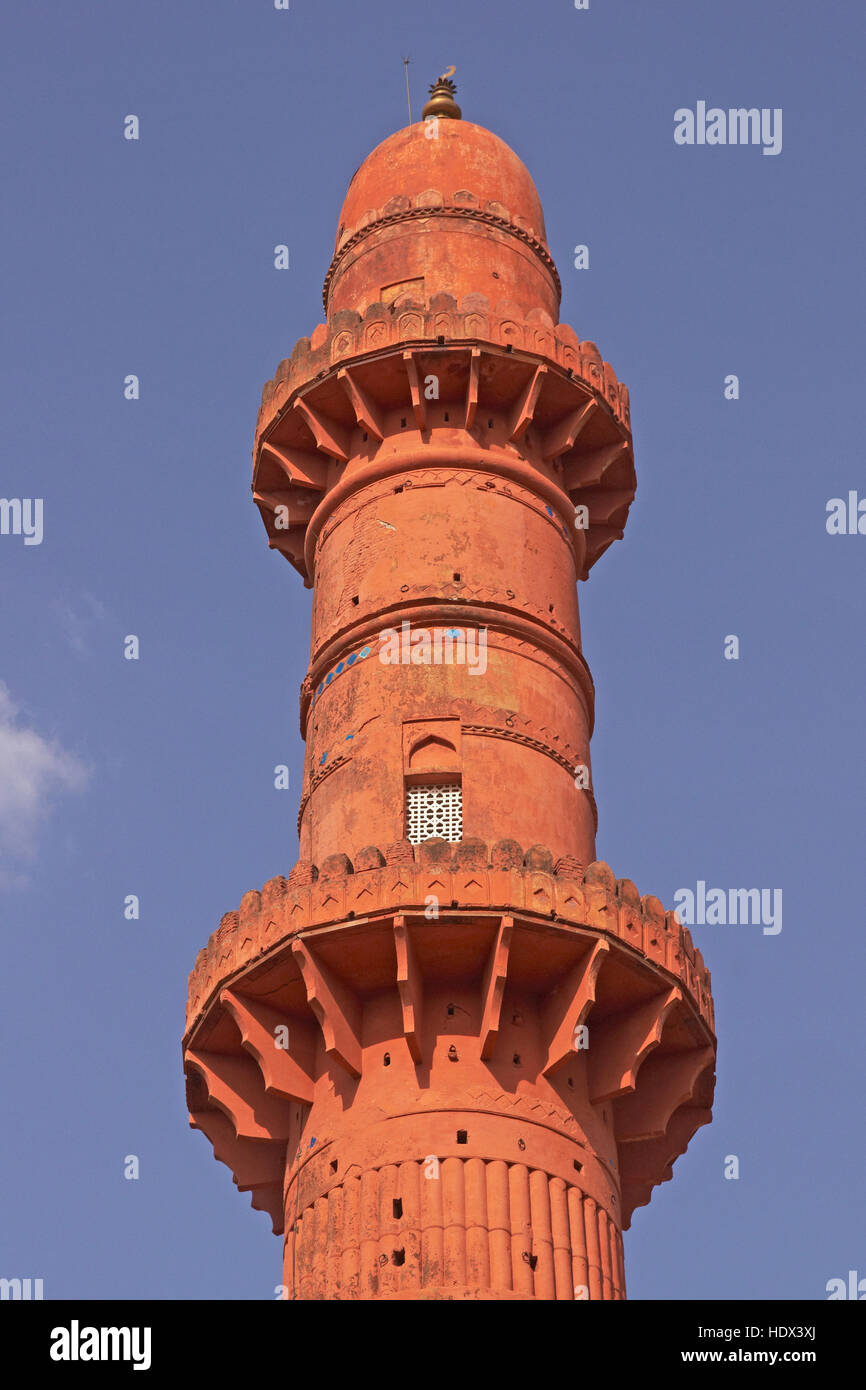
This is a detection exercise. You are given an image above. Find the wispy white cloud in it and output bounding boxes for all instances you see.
[52,592,107,656]
[0,683,88,880]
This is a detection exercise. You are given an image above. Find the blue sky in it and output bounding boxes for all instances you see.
[1,0,863,1299]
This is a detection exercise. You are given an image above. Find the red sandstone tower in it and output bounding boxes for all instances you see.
[183,76,716,1300]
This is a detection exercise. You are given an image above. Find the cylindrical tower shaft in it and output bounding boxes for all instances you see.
[183,81,716,1302]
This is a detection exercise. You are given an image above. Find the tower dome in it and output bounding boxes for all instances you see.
[325,116,559,323]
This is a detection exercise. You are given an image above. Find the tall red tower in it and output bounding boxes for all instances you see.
[183,77,716,1300]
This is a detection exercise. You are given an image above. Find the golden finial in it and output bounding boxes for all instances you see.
[421,67,461,121]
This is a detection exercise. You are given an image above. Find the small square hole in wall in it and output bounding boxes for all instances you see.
[513,1053,522,1066]
[392,1198,403,1219]
[406,783,463,845]
[392,1248,405,1266]
[352,595,359,606]
[573,1159,583,1173]
[447,1004,455,1016]
[457,1130,468,1144]
[330,1160,338,1174]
